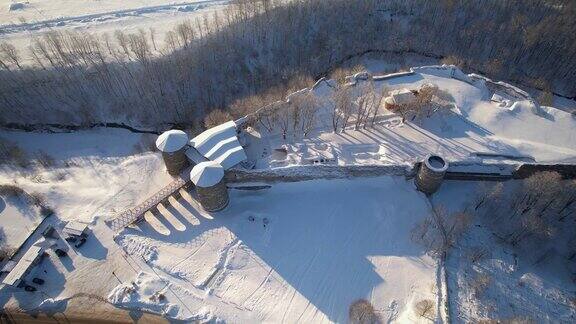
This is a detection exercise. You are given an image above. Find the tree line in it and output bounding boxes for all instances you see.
[0,0,574,129]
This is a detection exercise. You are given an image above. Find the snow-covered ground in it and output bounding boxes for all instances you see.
[0,193,43,256]
[0,0,228,65]
[113,176,438,322]
[0,65,575,322]
[433,181,576,323]
[250,67,576,170]
[0,135,439,322]
[0,129,171,222]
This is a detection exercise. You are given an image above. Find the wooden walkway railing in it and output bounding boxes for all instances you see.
[107,169,192,231]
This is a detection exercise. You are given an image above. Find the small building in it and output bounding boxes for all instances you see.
[62,220,89,238]
[156,129,190,176]
[2,245,44,287]
[190,161,229,212]
[383,88,417,111]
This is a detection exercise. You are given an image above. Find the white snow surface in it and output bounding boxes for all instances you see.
[0,194,43,255]
[0,129,173,223]
[0,0,229,65]
[248,67,576,169]
[113,177,438,322]
[108,271,182,319]
[155,129,188,153]
[190,160,224,187]
[432,181,576,323]
[0,65,575,322]
[190,120,248,170]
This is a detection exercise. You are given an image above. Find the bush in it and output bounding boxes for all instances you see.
[0,184,26,198]
[440,56,466,68]
[538,90,553,107]
[471,272,492,297]
[35,150,55,168]
[204,109,233,128]
[349,299,381,324]
[0,246,17,261]
[411,206,472,257]
[414,299,435,320]
[133,134,158,153]
[0,137,29,168]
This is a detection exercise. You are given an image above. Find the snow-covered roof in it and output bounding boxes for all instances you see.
[389,89,417,105]
[63,220,89,237]
[156,130,189,153]
[190,161,225,187]
[189,121,247,170]
[491,93,504,102]
[2,245,43,286]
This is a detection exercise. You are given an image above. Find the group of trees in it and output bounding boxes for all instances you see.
[472,172,576,276]
[393,84,453,123]
[0,0,575,129]
[331,81,384,133]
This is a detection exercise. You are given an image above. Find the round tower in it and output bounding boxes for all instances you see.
[156,129,189,176]
[190,161,229,212]
[415,155,449,195]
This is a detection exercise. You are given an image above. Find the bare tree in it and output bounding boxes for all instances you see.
[288,90,318,137]
[0,43,22,70]
[414,299,435,320]
[349,299,381,324]
[332,85,355,132]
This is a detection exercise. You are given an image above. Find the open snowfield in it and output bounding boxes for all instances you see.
[113,177,438,322]
[0,132,440,322]
[0,129,171,223]
[0,193,43,256]
[0,0,228,64]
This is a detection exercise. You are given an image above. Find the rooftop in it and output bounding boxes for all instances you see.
[2,245,43,286]
[189,121,247,170]
[190,161,225,187]
[156,130,189,153]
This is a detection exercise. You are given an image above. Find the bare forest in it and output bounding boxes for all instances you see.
[0,0,574,129]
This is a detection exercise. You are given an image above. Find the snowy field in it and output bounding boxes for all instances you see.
[0,0,228,64]
[113,177,438,322]
[0,129,172,223]
[0,193,43,256]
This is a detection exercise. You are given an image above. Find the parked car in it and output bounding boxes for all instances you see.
[74,237,87,248]
[32,278,44,285]
[54,249,67,257]
[65,236,77,243]
[24,285,36,292]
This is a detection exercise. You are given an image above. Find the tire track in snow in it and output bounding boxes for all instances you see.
[286,203,346,323]
[168,239,208,274]
[281,244,322,323]
[241,267,273,307]
[202,238,240,289]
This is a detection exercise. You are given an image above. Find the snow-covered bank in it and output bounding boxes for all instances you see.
[0,128,171,222]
